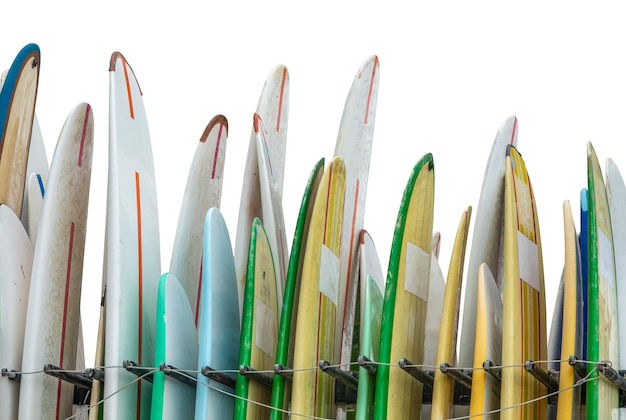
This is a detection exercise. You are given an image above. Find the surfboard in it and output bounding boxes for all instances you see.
[151,273,198,419]
[468,263,503,418]
[195,207,240,419]
[25,172,46,246]
[21,115,49,240]
[374,153,435,419]
[552,200,584,420]
[501,144,547,419]
[169,114,228,323]
[291,156,346,419]
[585,142,619,418]
[579,188,589,364]
[234,217,280,419]
[0,205,33,419]
[333,58,380,412]
[18,102,94,419]
[606,158,626,372]
[254,113,289,312]
[354,230,385,420]
[234,65,289,315]
[103,51,161,419]
[431,207,471,419]
[460,116,518,369]
[432,231,442,259]
[0,43,40,218]
[270,157,324,419]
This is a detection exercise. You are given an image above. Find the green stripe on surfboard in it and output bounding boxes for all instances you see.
[374,153,434,419]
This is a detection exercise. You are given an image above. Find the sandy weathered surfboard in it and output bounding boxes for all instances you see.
[291,156,346,419]
[270,157,324,419]
[102,51,161,419]
[460,116,517,369]
[234,65,289,316]
[18,102,94,420]
[501,145,547,420]
[585,143,619,418]
[169,115,228,323]
[0,43,40,218]
[374,153,434,419]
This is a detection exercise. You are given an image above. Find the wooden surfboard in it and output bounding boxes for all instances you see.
[460,116,518,369]
[234,65,289,315]
[195,207,240,419]
[333,58,380,410]
[151,273,198,419]
[270,157,324,419]
[374,153,434,419]
[431,206,472,419]
[0,205,33,419]
[585,142,619,418]
[354,230,385,420]
[0,43,40,218]
[291,156,346,419]
[468,263,503,418]
[102,51,161,419]
[169,115,228,323]
[18,102,94,419]
[234,218,280,419]
[501,145,547,419]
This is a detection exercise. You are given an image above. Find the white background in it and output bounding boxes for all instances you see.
[2,1,625,366]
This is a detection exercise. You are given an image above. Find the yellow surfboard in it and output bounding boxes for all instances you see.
[430,206,471,419]
[374,153,434,419]
[291,156,346,419]
[501,145,547,419]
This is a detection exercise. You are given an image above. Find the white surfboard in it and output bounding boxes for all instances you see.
[21,115,49,240]
[169,115,228,323]
[0,205,33,420]
[103,52,161,419]
[18,102,94,419]
[459,116,518,369]
[334,57,380,405]
[234,65,289,315]
[25,172,46,246]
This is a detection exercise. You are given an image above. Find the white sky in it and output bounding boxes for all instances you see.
[3,1,626,366]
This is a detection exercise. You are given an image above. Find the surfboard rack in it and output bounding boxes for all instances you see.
[239,364,274,388]
[524,360,559,393]
[567,355,588,379]
[160,363,197,389]
[273,364,293,381]
[123,360,154,383]
[398,358,434,388]
[85,367,105,382]
[483,360,502,383]
[1,368,21,382]
[357,355,377,376]
[200,366,236,389]
[595,361,626,391]
[317,360,358,405]
[42,364,92,406]
[439,362,473,391]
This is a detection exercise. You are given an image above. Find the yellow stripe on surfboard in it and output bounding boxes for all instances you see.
[501,145,547,419]
[291,156,346,419]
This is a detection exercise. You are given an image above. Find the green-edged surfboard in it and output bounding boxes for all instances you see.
[270,157,324,419]
[234,218,280,419]
[374,153,434,419]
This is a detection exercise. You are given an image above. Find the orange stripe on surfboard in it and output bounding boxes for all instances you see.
[121,57,135,120]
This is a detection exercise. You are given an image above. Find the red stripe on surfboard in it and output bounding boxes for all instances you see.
[55,222,75,420]
[135,171,143,419]
[211,122,225,179]
[254,114,274,177]
[364,57,378,124]
[78,105,91,167]
[276,67,287,132]
[122,58,135,120]
[510,117,518,145]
